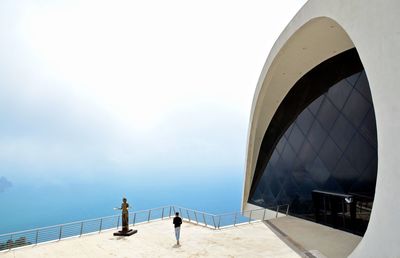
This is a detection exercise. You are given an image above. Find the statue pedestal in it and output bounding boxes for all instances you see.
[113,229,137,236]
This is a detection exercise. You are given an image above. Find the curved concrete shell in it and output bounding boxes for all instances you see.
[242,0,400,257]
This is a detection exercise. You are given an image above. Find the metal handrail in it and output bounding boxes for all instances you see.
[0,206,172,237]
[217,207,268,217]
[0,204,289,251]
[173,205,217,217]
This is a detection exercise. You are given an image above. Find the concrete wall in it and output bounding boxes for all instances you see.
[242,1,400,257]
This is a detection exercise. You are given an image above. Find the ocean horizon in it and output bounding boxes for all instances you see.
[0,168,243,234]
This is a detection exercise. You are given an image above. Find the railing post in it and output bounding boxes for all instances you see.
[218,215,221,229]
[202,213,207,227]
[276,205,280,218]
[169,206,172,217]
[212,216,216,229]
[186,210,190,222]
[179,208,182,218]
[172,206,176,214]
[59,226,63,240]
[249,210,252,223]
[263,209,267,221]
[148,210,152,222]
[99,218,103,233]
[161,207,164,219]
[286,204,289,215]
[116,216,120,229]
[233,212,237,226]
[341,200,346,226]
[194,211,198,224]
[80,222,84,236]
[35,229,39,244]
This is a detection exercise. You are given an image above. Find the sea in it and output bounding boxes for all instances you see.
[0,169,243,234]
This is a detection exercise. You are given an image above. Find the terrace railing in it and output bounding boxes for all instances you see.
[0,204,289,251]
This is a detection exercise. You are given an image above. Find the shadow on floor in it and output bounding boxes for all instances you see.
[264,216,361,258]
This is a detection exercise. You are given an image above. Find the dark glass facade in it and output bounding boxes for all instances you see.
[248,49,377,235]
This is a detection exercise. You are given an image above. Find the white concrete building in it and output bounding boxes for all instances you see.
[242,0,400,257]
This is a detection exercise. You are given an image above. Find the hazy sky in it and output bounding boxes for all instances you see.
[0,0,306,185]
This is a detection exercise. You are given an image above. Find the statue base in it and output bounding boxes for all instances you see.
[113,229,137,236]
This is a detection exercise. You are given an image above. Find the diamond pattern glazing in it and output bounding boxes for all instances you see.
[249,70,377,235]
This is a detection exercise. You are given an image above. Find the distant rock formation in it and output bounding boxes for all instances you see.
[0,176,12,193]
[0,237,31,251]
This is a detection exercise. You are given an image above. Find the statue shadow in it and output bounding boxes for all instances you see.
[110,236,129,241]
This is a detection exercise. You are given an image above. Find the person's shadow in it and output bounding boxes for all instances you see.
[172,244,181,248]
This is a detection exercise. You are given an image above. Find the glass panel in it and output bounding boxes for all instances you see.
[329,114,356,151]
[318,136,342,172]
[327,79,353,110]
[345,72,361,86]
[354,71,372,101]
[308,157,330,185]
[359,109,377,148]
[309,96,323,116]
[288,124,305,153]
[332,156,360,192]
[345,133,375,173]
[316,97,340,131]
[275,136,287,155]
[342,88,370,128]
[296,108,314,135]
[308,119,328,152]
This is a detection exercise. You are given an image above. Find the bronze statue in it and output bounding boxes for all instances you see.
[121,197,129,232]
[113,197,137,236]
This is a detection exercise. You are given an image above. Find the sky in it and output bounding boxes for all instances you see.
[0,0,306,189]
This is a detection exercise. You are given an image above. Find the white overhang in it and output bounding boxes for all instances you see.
[242,1,400,257]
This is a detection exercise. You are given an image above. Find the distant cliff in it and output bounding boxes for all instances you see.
[0,176,12,193]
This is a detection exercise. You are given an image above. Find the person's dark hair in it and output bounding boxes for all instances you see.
[175,212,179,216]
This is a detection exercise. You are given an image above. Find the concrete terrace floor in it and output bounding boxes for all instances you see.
[0,219,300,258]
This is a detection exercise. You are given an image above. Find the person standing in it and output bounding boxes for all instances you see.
[173,212,182,245]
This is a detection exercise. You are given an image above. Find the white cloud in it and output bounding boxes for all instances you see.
[0,0,306,181]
